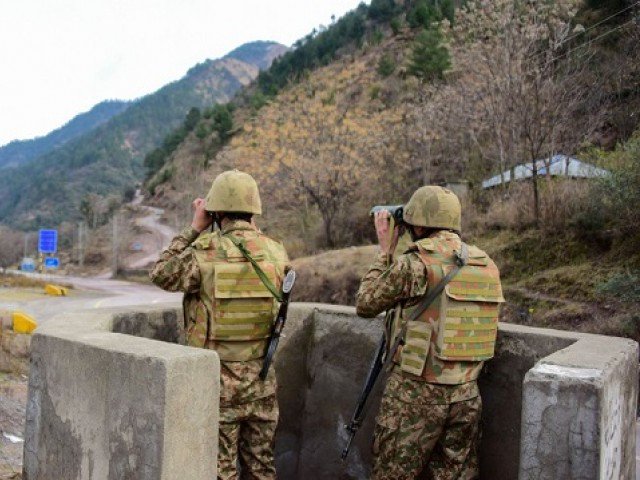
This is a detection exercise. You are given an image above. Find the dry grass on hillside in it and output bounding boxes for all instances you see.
[290,245,377,305]
[0,273,73,290]
[0,273,48,289]
[288,237,640,341]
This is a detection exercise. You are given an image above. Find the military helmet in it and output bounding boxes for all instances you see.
[205,170,262,215]
[403,186,461,231]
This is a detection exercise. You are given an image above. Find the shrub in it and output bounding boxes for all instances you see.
[369,84,381,100]
[597,272,640,303]
[390,17,402,35]
[573,131,640,242]
[377,54,396,77]
[370,28,385,45]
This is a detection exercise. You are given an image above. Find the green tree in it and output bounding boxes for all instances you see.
[212,105,233,141]
[184,107,201,131]
[368,0,399,21]
[407,0,439,28]
[377,54,396,77]
[408,28,450,81]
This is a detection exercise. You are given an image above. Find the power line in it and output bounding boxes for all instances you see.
[529,1,639,64]
[545,16,638,65]
[558,0,639,48]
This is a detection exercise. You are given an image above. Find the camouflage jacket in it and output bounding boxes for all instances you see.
[149,225,203,294]
[356,231,483,397]
[150,219,288,357]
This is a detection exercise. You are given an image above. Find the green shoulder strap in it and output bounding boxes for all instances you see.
[225,234,283,302]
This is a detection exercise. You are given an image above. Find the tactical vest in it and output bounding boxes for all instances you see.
[398,234,504,384]
[190,224,287,362]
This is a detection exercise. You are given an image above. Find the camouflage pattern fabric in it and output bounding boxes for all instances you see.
[150,219,288,361]
[150,220,286,480]
[149,226,202,293]
[403,186,461,232]
[192,221,288,361]
[218,358,278,480]
[356,231,486,385]
[371,372,481,480]
[356,230,495,479]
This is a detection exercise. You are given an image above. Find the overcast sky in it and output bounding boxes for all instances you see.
[0,0,365,147]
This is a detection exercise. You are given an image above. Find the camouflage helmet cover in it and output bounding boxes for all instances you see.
[205,169,262,215]
[403,186,461,231]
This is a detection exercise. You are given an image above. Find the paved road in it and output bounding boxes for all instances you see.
[127,205,176,270]
[1,271,181,325]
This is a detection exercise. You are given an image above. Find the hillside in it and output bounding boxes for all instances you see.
[144,0,639,339]
[0,100,130,169]
[151,0,638,244]
[0,41,287,229]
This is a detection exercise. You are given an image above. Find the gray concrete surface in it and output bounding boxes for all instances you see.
[272,304,638,480]
[22,302,638,479]
[520,334,638,480]
[23,306,219,480]
[1,271,181,327]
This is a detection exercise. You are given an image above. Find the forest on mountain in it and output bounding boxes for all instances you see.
[0,41,286,229]
[0,100,131,169]
[152,0,638,243]
[147,0,640,338]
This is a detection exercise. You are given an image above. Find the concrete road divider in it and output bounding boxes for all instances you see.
[44,284,68,296]
[12,311,37,334]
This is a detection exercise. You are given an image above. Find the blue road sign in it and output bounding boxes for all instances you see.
[38,229,58,254]
[44,257,60,269]
[21,257,36,272]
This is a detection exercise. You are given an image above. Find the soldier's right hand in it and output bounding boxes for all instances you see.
[191,198,213,232]
[374,210,400,256]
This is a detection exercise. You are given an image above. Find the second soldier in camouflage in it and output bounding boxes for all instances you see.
[356,186,504,480]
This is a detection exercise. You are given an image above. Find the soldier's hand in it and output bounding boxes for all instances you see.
[191,198,213,232]
[374,210,400,256]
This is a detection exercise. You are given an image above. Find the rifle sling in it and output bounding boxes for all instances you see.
[225,235,283,302]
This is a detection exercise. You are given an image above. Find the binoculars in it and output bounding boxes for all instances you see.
[369,205,404,223]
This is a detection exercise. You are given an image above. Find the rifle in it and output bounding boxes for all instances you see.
[259,269,296,381]
[341,244,469,460]
[341,323,389,460]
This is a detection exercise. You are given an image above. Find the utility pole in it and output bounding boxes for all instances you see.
[78,222,85,268]
[112,214,119,277]
[23,233,29,258]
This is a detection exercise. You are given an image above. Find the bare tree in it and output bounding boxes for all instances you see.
[0,227,24,271]
[450,0,602,224]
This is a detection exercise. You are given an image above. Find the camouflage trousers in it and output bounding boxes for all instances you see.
[371,372,482,480]
[217,358,278,480]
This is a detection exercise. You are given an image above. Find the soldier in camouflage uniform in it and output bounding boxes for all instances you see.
[356,186,504,480]
[150,170,288,480]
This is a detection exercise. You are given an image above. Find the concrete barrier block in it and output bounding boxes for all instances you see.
[23,307,219,480]
[22,302,637,480]
[520,336,638,480]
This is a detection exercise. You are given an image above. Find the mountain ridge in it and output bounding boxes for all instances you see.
[0,40,286,228]
[0,100,131,169]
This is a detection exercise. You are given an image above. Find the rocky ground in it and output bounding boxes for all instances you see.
[0,372,26,479]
